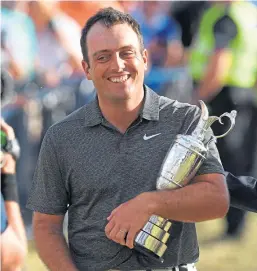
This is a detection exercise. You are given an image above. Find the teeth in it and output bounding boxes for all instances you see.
[109,75,129,83]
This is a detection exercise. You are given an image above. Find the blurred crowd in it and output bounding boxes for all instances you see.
[1,1,257,269]
[1,1,187,91]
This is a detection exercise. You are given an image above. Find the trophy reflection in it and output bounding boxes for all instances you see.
[134,101,237,262]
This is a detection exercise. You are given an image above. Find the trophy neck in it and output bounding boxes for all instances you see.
[191,101,218,141]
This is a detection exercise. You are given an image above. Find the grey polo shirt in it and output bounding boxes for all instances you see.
[27,85,224,271]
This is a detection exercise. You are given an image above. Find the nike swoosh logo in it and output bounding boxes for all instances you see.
[143,133,161,140]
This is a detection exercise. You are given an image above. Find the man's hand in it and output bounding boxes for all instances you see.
[105,193,152,249]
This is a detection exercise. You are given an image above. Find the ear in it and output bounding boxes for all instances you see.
[82,60,92,80]
[142,49,148,71]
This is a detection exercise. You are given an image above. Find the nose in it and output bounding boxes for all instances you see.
[109,53,125,72]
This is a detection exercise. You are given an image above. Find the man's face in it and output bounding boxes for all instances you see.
[82,23,148,102]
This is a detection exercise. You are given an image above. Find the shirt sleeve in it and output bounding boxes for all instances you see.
[26,128,69,215]
[213,15,238,50]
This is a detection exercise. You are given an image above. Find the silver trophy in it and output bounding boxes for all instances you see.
[134,101,237,262]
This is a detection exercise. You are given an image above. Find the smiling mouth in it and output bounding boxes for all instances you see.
[108,75,131,83]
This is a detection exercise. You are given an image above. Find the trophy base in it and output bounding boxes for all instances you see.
[134,243,164,263]
[134,230,167,263]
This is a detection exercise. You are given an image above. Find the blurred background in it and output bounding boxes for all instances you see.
[1,1,257,270]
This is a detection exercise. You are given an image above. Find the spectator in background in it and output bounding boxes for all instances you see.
[118,1,138,15]
[1,119,27,271]
[132,2,182,69]
[1,1,38,82]
[171,1,208,50]
[27,1,83,88]
[60,1,123,28]
[188,0,257,239]
[128,2,184,93]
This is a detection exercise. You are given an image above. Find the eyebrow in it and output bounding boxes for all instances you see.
[92,45,136,58]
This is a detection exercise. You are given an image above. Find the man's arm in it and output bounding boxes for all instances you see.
[1,224,27,271]
[4,200,27,252]
[1,193,26,271]
[26,125,75,270]
[106,106,227,248]
[105,173,229,249]
[33,212,78,271]
[146,173,229,222]
[194,49,233,102]
[1,119,27,270]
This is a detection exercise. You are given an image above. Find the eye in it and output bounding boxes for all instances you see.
[121,50,136,59]
[97,55,111,62]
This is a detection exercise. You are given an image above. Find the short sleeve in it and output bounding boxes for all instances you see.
[213,15,238,50]
[26,128,69,215]
[181,105,224,176]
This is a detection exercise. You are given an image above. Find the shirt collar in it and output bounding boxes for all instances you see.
[141,85,160,121]
[84,85,160,127]
[84,97,103,127]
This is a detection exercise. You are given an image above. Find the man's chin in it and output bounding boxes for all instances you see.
[109,93,131,102]
[109,85,134,98]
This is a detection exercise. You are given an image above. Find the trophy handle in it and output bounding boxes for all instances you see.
[210,110,237,139]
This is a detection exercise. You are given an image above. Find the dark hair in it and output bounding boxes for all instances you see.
[80,7,144,64]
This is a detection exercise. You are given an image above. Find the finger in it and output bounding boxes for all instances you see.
[125,227,138,249]
[114,229,127,246]
[107,209,116,220]
[107,204,123,220]
[108,224,120,242]
[105,220,115,238]
[107,210,116,221]
[107,213,113,221]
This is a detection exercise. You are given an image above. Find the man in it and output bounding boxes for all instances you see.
[189,1,257,238]
[1,119,27,271]
[27,8,229,271]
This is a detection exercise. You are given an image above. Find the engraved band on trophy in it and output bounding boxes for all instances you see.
[134,100,237,262]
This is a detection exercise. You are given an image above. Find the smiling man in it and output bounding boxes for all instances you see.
[26,7,229,271]
[81,17,148,133]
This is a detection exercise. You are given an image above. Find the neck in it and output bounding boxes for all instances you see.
[98,92,144,134]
